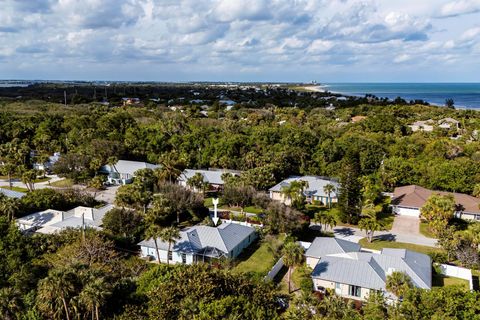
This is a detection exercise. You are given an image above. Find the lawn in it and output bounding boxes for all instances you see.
[233,236,283,276]
[432,273,469,289]
[34,176,51,183]
[49,178,74,188]
[359,238,444,256]
[419,221,436,238]
[0,186,29,192]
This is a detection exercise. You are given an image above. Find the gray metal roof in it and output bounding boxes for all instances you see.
[100,160,159,176]
[178,169,241,185]
[311,249,432,291]
[0,188,26,199]
[138,223,255,255]
[48,204,114,229]
[269,176,339,198]
[305,237,361,258]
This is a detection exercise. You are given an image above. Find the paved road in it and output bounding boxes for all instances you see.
[327,215,438,247]
[0,174,64,190]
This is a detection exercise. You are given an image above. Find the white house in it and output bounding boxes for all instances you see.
[138,223,256,264]
[269,176,339,206]
[100,160,159,185]
[33,152,61,172]
[178,168,241,192]
[391,185,480,220]
[16,204,114,234]
[307,237,432,301]
[409,120,434,132]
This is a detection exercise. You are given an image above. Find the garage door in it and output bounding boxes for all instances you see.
[396,207,420,217]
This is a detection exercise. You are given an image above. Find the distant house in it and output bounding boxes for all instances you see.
[351,115,367,123]
[391,185,480,220]
[308,237,432,301]
[33,152,61,172]
[409,120,435,132]
[269,176,339,206]
[438,118,460,130]
[138,223,256,264]
[0,188,25,199]
[122,97,140,106]
[178,169,242,192]
[100,160,160,185]
[16,204,114,234]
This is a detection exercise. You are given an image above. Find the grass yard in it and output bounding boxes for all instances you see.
[359,238,444,256]
[419,221,436,238]
[0,186,29,192]
[432,273,469,289]
[34,176,51,183]
[233,236,283,277]
[49,178,74,188]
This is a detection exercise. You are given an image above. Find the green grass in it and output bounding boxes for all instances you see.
[419,221,436,238]
[432,273,469,289]
[233,236,283,276]
[0,186,29,192]
[204,197,214,207]
[34,176,51,183]
[49,178,74,188]
[359,238,444,256]
[244,206,263,214]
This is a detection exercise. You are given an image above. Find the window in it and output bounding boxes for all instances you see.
[182,253,186,264]
[349,285,361,297]
[168,251,173,261]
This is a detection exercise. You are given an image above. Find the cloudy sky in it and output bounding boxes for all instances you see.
[1,0,480,82]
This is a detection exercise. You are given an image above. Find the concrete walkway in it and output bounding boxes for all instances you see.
[0,174,64,190]
[331,215,438,247]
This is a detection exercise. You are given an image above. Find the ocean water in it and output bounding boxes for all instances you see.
[322,83,480,109]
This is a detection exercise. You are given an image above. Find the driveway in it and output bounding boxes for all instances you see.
[391,215,420,236]
[331,214,437,247]
[92,186,119,204]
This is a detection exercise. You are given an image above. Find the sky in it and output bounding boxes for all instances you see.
[1,0,480,82]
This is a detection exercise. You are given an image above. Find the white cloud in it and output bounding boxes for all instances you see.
[438,0,480,17]
[0,0,478,81]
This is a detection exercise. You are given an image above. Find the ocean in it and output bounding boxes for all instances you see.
[321,83,480,109]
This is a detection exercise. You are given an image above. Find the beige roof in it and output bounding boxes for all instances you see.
[392,185,480,213]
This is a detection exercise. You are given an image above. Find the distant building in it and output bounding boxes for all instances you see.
[391,185,480,220]
[438,118,460,130]
[138,223,256,264]
[409,120,435,132]
[122,97,141,106]
[33,152,61,172]
[16,204,114,234]
[308,237,432,301]
[100,160,160,185]
[178,168,242,192]
[269,176,339,206]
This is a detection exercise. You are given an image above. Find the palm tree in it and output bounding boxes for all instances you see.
[324,213,337,231]
[386,271,412,298]
[359,217,382,242]
[37,268,76,320]
[323,183,336,208]
[0,196,19,221]
[145,224,163,264]
[282,241,304,294]
[78,278,111,320]
[281,180,309,205]
[159,226,181,266]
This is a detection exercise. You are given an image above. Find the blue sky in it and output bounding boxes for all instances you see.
[1,0,480,82]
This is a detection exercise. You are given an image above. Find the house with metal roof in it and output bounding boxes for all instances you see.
[305,237,361,269]
[178,168,242,192]
[307,237,432,301]
[391,185,480,220]
[0,187,26,199]
[16,204,114,234]
[269,176,339,206]
[100,160,160,185]
[138,223,256,264]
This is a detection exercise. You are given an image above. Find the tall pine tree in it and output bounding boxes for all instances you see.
[338,151,362,224]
